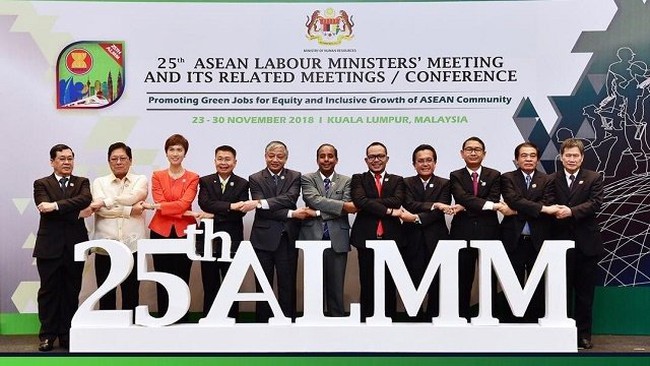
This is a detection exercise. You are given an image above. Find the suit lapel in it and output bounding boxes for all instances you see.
[49,174,66,200]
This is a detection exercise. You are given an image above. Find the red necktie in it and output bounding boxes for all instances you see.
[374,173,384,237]
[471,171,479,196]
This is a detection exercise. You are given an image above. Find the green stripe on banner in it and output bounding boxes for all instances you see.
[0,313,39,335]
[593,286,650,335]
[0,356,648,366]
[2,287,650,335]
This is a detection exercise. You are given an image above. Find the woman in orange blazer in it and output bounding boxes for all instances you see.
[143,133,199,316]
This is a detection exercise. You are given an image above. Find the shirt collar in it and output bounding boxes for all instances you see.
[466,166,482,177]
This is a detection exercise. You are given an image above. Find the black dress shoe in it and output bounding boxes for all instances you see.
[578,338,593,350]
[59,339,69,349]
[38,339,55,352]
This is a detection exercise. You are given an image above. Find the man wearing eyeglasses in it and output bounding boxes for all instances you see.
[350,141,404,321]
[449,136,510,321]
[86,142,148,314]
[33,144,91,351]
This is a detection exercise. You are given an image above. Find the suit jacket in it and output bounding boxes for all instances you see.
[350,171,405,248]
[402,175,450,254]
[249,168,301,251]
[33,174,91,259]
[500,169,553,252]
[299,171,352,253]
[549,169,604,256]
[198,173,249,253]
[449,166,501,240]
[149,169,199,237]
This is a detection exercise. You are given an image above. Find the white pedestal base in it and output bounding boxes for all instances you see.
[71,323,577,353]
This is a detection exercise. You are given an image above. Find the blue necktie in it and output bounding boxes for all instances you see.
[59,177,68,193]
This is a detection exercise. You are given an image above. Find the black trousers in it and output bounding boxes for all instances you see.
[201,258,239,319]
[567,248,599,340]
[356,242,397,322]
[254,233,297,322]
[504,236,545,322]
[402,239,439,319]
[95,252,139,310]
[36,248,83,342]
[150,229,192,316]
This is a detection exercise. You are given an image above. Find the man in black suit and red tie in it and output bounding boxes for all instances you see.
[351,141,404,321]
[241,141,313,322]
[197,145,249,319]
[33,144,91,351]
[500,142,559,322]
[399,144,453,320]
[549,138,604,350]
[449,136,511,320]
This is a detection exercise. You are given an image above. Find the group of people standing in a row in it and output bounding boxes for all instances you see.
[33,134,603,351]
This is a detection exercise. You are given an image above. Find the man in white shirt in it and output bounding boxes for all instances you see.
[88,142,148,310]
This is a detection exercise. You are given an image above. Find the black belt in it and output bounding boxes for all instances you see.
[521,235,532,241]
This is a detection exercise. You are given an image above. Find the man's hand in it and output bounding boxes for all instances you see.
[447,204,465,215]
[555,205,573,219]
[37,202,57,213]
[130,201,145,217]
[240,200,259,213]
[89,200,105,210]
[541,204,560,216]
[292,207,317,220]
[230,201,245,211]
[342,201,358,214]
[495,202,517,216]
[399,208,418,223]
[78,206,94,219]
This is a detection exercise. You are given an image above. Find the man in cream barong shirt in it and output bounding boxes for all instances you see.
[87,142,148,310]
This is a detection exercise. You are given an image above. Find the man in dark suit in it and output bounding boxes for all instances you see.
[242,141,312,321]
[399,144,451,319]
[449,136,509,320]
[33,144,91,351]
[549,138,604,350]
[197,145,249,319]
[500,142,559,322]
[299,143,356,317]
[350,141,404,321]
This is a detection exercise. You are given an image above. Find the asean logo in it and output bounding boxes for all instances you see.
[306,8,354,45]
[56,41,125,109]
[65,49,93,75]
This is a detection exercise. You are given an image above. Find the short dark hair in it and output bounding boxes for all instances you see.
[49,144,73,160]
[316,143,338,159]
[265,141,288,156]
[514,142,539,159]
[366,141,387,156]
[560,138,584,155]
[215,145,237,158]
[462,136,485,150]
[108,142,132,160]
[412,144,437,164]
[165,134,189,153]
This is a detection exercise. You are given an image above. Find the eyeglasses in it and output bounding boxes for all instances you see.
[109,156,130,163]
[366,154,387,161]
[463,147,484,153]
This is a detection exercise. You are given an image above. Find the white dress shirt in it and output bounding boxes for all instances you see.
[91,172,148,253]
